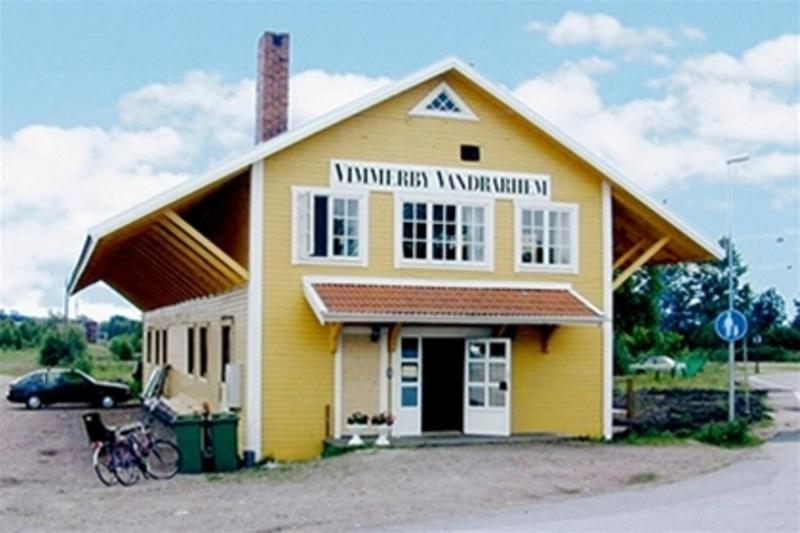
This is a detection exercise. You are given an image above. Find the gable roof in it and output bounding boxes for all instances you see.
[69,57,721,294]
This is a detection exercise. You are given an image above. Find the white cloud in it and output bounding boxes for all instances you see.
[526,11,703,52]
[511,34,799,190]
[680,34,800,86]
[290,70,391,127]
[1,69,389,319]
[120,71,255,152]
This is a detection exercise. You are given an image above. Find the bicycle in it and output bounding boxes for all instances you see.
[83,411,182,487]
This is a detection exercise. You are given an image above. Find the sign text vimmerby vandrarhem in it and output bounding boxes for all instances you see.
[330,159,551,200]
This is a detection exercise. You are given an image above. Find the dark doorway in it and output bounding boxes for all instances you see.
[422,338,464,432]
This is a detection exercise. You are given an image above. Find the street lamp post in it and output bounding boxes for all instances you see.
[726,154,749,422]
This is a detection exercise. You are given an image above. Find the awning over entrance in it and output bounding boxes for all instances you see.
[303,277,604,325]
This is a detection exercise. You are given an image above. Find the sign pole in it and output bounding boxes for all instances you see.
[727,159,736,423]
[724,154,748,423]
[743,337,751,417]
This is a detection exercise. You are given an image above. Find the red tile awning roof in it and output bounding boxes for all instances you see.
[303,278,604,325]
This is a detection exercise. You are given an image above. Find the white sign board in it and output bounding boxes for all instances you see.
[330,159,551,200]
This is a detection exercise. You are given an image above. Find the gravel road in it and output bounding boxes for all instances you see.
[0,375,746,532]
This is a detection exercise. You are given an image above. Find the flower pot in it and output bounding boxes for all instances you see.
[346,424,367,447]
[375,424,391,447]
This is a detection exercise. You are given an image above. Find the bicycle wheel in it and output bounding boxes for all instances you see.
[145,439,181,480]
[92,443,117,487]
[112,441,141,487]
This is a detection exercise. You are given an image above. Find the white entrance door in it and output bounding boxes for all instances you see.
[464,338,511,436]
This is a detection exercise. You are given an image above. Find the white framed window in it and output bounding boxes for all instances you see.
[394,194,493,270]
[408,82,478,121]
[515,201,579,273]
[292,187,368,266]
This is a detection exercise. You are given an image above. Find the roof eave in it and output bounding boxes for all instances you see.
[319,313,604,326]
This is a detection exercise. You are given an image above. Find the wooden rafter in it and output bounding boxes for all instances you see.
[613,236,671,290]
[613,238,646,269]
[129,240,206,297]
[161,210,248,282]
[142,229,230,292]
[150,225,233,289]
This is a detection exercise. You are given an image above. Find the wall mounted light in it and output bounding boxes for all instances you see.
[370,325,381,343]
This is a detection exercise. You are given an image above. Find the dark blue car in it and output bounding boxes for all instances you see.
[6,368,130,409]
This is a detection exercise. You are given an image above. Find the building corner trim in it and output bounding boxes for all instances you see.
[602,181,614,440]
[246,161,265,460]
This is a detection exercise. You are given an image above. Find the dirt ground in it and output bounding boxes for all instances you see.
[0,374,747,533]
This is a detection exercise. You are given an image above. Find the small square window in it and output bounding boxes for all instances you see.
[460,144,480,162]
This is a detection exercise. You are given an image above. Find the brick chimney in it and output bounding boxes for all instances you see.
[255,31,289,144]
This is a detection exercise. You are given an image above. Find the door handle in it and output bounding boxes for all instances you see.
[499,381,507,391]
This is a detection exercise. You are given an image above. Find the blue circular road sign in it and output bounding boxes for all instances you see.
[714,309,748,342]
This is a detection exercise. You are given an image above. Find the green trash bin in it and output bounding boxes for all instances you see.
[172,414,204,474]
[208,412,239,472]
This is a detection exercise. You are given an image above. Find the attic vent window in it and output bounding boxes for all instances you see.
[427,91,461,113]
[410,82,478,121]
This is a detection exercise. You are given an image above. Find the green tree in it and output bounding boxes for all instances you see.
[39,327,87,367]
[791,299,800,330]
[18,320,43,347]
[101,315,142,340]
[109,336,134,361]
[660,237,753,347]
[614,267,663,335]
[751,288,786,336]
[0,320,22,349]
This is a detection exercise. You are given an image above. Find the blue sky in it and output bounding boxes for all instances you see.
[1,1,798,320]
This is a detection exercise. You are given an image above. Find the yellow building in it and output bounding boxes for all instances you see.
[69,32,720,463]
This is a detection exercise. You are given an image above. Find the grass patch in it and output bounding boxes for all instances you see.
[87,344,136,384]
[616,429,687,446]
[0,344,135,385]
[737,362,800,374]
[618,362,730,391]
[693,421,762,448]
[626,472,659,485]
[617,420,762,449]
[0,348,39,376]
[616,361,800,394]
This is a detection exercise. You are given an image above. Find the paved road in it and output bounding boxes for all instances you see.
[397,372,800,533]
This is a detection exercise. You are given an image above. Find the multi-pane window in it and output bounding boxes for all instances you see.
[518,205,577,270]
[400,199,488,266]
[426,91,461,113]
[294,189,365,264]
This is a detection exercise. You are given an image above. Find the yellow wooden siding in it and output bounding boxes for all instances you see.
[340,334,380,434]
[142,287,248,450]
[511,325,603,436]
[260,71,605,460]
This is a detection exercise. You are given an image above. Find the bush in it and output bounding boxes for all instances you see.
[762,326,800,351]
[614,334,635,375]
[693,421,760,448]
[749,345,800,363]
[39,327,86,367]
[73,353,93,374]
[0,321,22,350]
[109,336,134,361]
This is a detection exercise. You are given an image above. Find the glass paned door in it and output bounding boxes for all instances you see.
[393,337,422,436]
[464,338,510,436]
